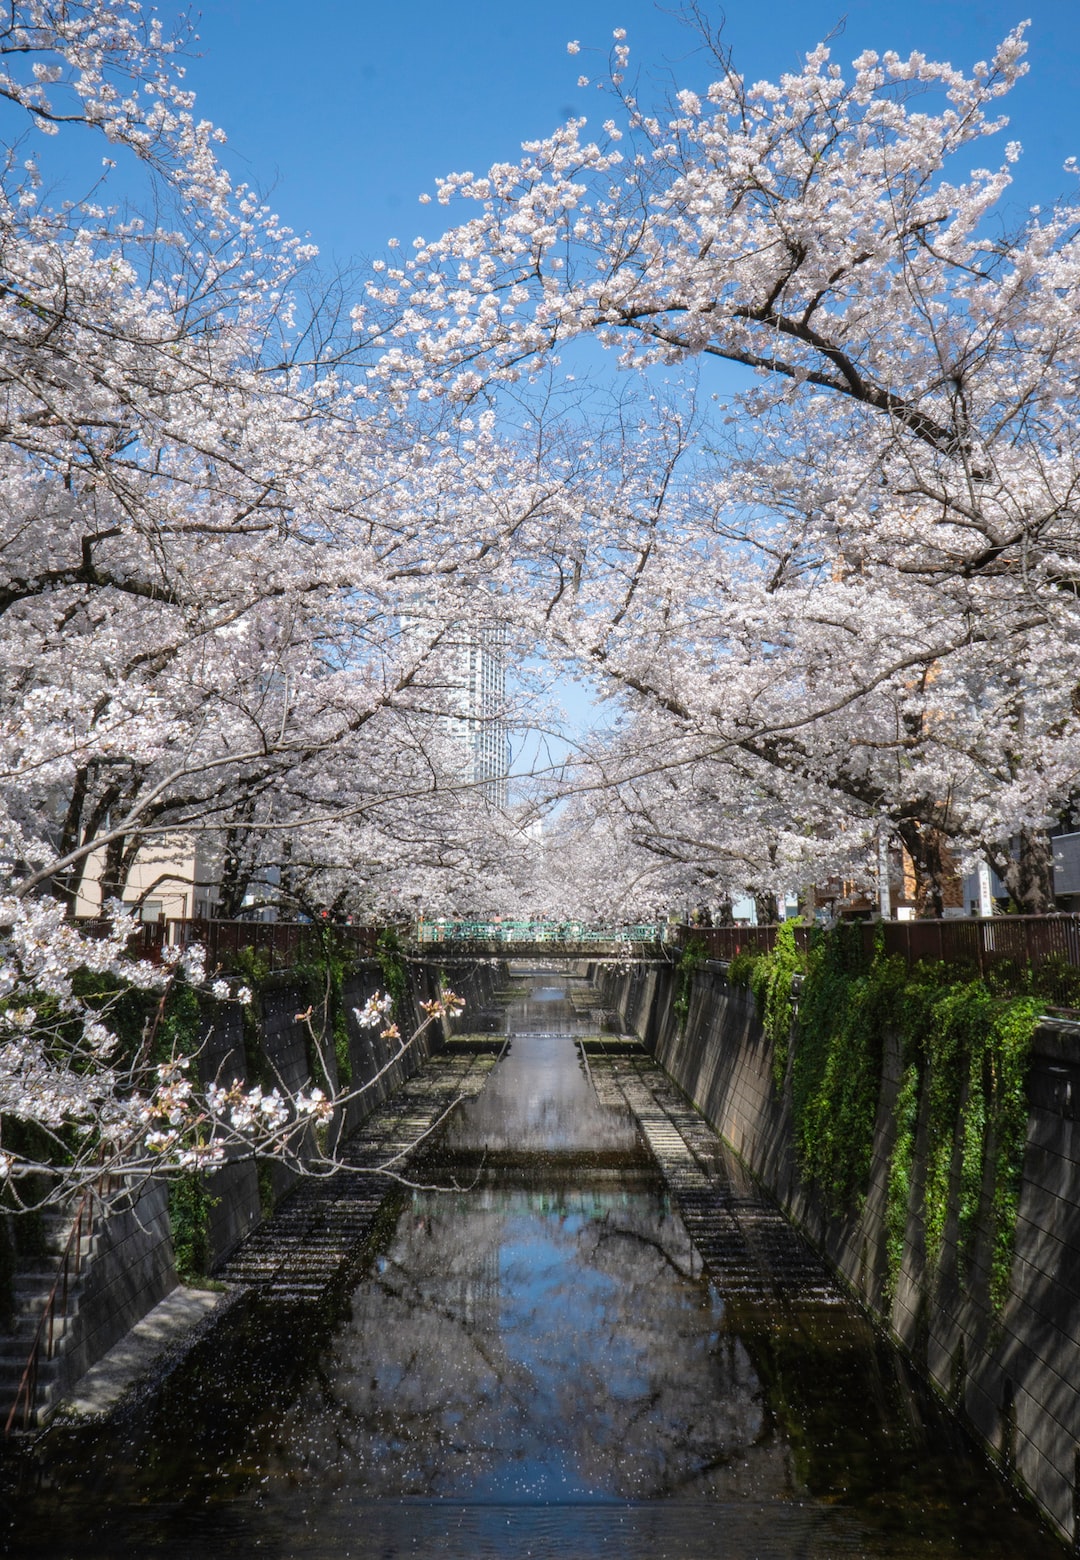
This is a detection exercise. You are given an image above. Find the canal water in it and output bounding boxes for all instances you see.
[0,970,1060,1557]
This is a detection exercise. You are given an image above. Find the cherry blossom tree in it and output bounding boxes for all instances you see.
[0,892,464,1210]
[374,16,1080,912]
[13,0,1080,1210]
[0,2,542,1200]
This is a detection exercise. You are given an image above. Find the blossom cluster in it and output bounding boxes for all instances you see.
[354,992,394,1029]
[420,991,466,1020]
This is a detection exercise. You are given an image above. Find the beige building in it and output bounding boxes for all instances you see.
[75,834,218,922]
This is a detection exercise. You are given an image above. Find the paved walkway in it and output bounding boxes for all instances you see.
[217,1051,495,1300]
[56,1044,831,1423]
[589,1048,843,1310]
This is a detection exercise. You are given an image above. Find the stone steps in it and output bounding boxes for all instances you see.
[217,1052,492,1303]
[591,1053,843,1311]
[0,1209,98,1430]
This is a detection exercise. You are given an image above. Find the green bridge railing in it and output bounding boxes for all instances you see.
[415,919,670,946]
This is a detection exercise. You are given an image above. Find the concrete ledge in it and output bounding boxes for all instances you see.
[57,1286,229,1420]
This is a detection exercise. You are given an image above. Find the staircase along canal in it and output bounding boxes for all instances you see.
[1,969,1060,1557]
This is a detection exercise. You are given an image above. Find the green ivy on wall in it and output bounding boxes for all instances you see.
[792,924,901,1211]
[164,932,360,1277]
[168,1170,217,1282]
[0,1118,54,1324]
[1,932,377,1296]
[69,966,204,1070]
[894,974,1038,1312]
[234,930,358,1091]
[66,968,218,1287]
[884,1061,919,1301]
[231,945,275,1092]
[292,933,355,1090]
[376,927,410,1027]
[674,937,707,1033]
[725,923,1041,1314]
[750,921,804,1085]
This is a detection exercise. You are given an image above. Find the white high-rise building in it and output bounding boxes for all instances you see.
[401,609,510,806]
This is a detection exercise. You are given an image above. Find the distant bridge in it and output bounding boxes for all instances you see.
[413,920,672,960]
[104,916,675,970]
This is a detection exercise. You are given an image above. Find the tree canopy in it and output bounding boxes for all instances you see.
[3,5,1080,1188]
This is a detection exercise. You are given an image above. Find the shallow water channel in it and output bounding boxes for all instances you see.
[2,970,1060,1557]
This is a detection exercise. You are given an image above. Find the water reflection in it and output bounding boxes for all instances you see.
[0,969,1062,1558]
[443,1029,638,1155]
[260,1182,775,1506]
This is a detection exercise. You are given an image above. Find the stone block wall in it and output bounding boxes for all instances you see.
[200,954,471,1268]
[600,958,1080,1546]
[57,1179,175,1398]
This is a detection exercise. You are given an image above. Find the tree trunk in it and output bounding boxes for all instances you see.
[896,820,963,919]
[216,834,251,919]
[98,833,128,906]
[991,827,1056,914]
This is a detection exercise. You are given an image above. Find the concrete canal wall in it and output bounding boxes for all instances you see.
[199,954,505,1269]
[599,957,1080,1548]
[49,956,505,1406]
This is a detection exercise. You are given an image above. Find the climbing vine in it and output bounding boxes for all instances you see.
[68,971,221,1285]
[0,930,381,1295]
[726,949,757,989]
[884,1061,919,1303]
[673,937,706,1033]
[235,929,361,1092]
[293,932,354,1089]
[69,965,205,1070]
[750,922,804,1085]
[168,1171,218,1282]
[376,928,411,1030]
[896,976,1038,1312]
[232,946,275,1090]
[735,923,1041,1314]
[792,924,900,1210]
[725,924,805,1082]
[164,931,364,1265]
[0,1119,53,1323]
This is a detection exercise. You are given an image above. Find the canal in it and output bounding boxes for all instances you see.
[1,970,1060,1557]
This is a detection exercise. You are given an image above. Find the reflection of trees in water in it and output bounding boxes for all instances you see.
[444,1032,640,1155]
[266,1186,792,1501]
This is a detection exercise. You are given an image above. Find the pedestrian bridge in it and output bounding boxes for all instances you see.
[413,919,671,960]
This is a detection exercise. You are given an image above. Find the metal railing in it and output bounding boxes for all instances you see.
[4,1187,95,1437]
[416,919,667,946]
[76,911,1080,982]
[168,919,380,970]
[77,917,382,972]
[678,924,812,962]
[878,914,1080,975]
[677,914,1080,986]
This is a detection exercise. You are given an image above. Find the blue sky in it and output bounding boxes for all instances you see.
[0,1,1060,818]
[186,0,1079,267]
[177,1,1080,773]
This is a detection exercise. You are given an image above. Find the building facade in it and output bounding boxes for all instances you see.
[400,608,510,807]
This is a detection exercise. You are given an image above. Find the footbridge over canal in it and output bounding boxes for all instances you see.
[413,918,671,961]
